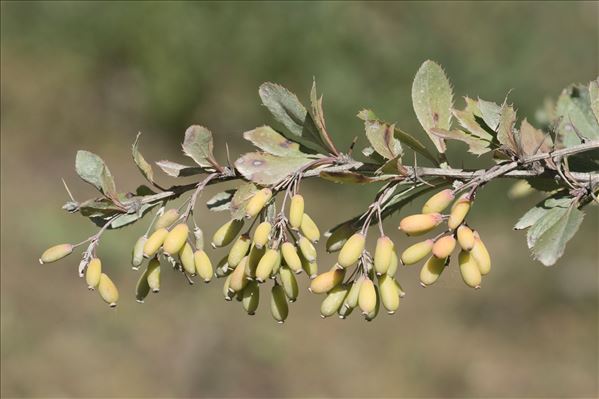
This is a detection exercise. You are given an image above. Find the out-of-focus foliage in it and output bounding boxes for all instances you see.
[1,2,597,397]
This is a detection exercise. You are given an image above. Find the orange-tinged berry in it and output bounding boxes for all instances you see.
[448,195,471,230]
[398,213,442,236]
[432,235,456,259]
[457,225,475,251]
[309,267,345,294]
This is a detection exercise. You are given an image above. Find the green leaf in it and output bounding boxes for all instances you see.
[477,98,501,131]
[132,133,154,183]
[229,182,258,220]
[182,125,216,168]
[320,171,378,184]
[497,101,518,152]
[364,121,403,160]
[528,204,584,266]
[206,190,236,212]
[243,126,308,157]
[155,160,205,177]
[109,203,157,229]
[556,84,599,147]
[431,128,491,155]
[234,152,314,186]
[589,79,599,123]
[452,97,495,142]
[411,60,453,153]
[75,150,116,196]
[259,82,307,137]
[514,192,571,230]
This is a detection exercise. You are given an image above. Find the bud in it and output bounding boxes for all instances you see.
[309,267,345,294]
[39,243,73,264]
[147,257,161,292]
[252,221,272,249]
[255,248,280,282]
[458,250,481,288]
[337,233,366,268]
[320,284,349,318]
[298,236,317,263]
[299,252,318,279]
[343,276,364,310]
[471,232,491,275]
[422,189,455,214]
[270,284,289,323]
[398,213,443,236]
[279,266,299,302]
[374,236,394,275]
[131,235,147,269]
[154,208,180,231]
[135,268,151,303]
[98,273,119,307]
[227,234,251,267]
[288,194,305,230]
[193,227,204,251]
[85,258,102,290]
[387,250,399,276]
[163,223,189,255]
[179,242,196,275]
[143,228,169,258]
[378,274,400,314]
[400,239,434,265]
[364,286,380,322]
[300,213,320,243]
[325,223,356,253]
[229,257,249,292]
[223,274,233,301]
[245,188,272,218]
[432,235,456,259]
[281,242,302,274]
[246,244,265,279]
[358,278,377,315]
[211,219,244,248]
[419,256,446,287]
[242,281,260,315]
[194,250,213,282]
[456,225,475,251]
[448,195,471,230]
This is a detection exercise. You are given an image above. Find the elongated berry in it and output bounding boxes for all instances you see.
[245,188,272,218]
[85,258,102,290]
[193,227,204,251]
[163,223,189,255]
[298,236,317,263]
[223,274,233,301]
[227,234,251,267]
[299,252,318,279]
[458,250,481,288]
[281,242,302,274]
[135,268,151,303]
[147,257,161,292]
[279,266,299,302]
[359,278,377,315]
[400,239,434,265]
[374,236,394,275]
[343,276,364,310]
[255,248,280,282]
[39,244,73,264]
[387,250,399,276]
[399,213,443,236]
[242,281,260,315]
[320,284,349,318]
[471,232,491,275]
[379,274,400,314]
[252,221,271,249]
[270,284,289,323]
[300,213,320,243]
[337,233,366,268]
[325,222,356,253]
[448,195,471,230]
[194,250,213,282]
[98,273,119,307]
[432,235,456,259]
[131,235,147,269]
[211,219,244,248]
[143,228,168,258]
[288,194,304,230]
[364,286,380,322]
[422,189,454,214]
[309,267,345,294]
[419,256,446,287]
[179,242,196,275]
[270,248,282,277]
[246,245,265,279]
[229,257,249,292]
[338,303,354,319]
[457,225,475,251]
[154,208,180,231]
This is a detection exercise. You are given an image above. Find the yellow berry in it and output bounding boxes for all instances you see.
[228,256,249,292]
[299,252,318,279]
[227,234,251,267]
[143,228,169,258]
[154,208,180,231]
[320,284,349,318]
[252,221,272,249]
[147,257,161,293]
[300,213,320,243]
[364,286,380,322]
[85,258,102,290]
[163,223,189,255]
[419,256,446,287]
[245,188,272,218]
[270,284,289,323]
[246,244,265,279]
[432,235,456,259]
[288,194,304,230]
[309,267,345,294]
[358,278,377,315]
[374,236,394,275]
[194,250,213,282]
[39,243,73,264]
[325,222,356,253]
[398,213,443,236]
[255,248,280,282]
[458,250,481,288]
[457,225,475,251]
[242,281,260,315]
[471,232,491,275]
[400,239,434,265]
[298,236,317,263]
[422,189,454,214]
[279,265,299,302]
[343,276,364,311]
[448,195,471,230]
[223,274,233,301]
[387,250,399,276]
[131,235,147,269]
[212,219,244,248]
[98,273,119,307]
[179,242,196,275]
[337,232,366,268]
[135,268,151,303]
[281,242,302,274]
[379,274,400,314]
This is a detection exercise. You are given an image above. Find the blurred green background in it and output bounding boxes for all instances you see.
[1,1,598,397]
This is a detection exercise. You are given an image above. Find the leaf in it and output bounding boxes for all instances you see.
[411,60,453,153]
[556,84,599,147]
[206,189,236,212]
[243,126,307,157]
[364,121,403,160]
[259,82,307,137]
[132,133,154,183]
[310,79,338,154]
[109,203,157,229]
[75,150,116,196]
[519,119,553,157]
[234,152,314,185]
[477,99,502,131]
[182,125,216,168]
[229,182,258,220]
[155,160,205,177]
[514,192,571,230]
[320,171,377,184]
[452,97,495,142]
[528,204,584,266]
[431,128,491,155]
[497,102,518,152]
[589,79,599,123]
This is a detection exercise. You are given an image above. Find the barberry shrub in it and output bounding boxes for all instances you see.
[41,61,598,322]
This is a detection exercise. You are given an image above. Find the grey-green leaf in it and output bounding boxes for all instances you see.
[477,99,502,131]
[229,182,258,220]
[182,125,216,168]
[431,128,491,155]
[365,121,403,160]
[206,190,236,212]
[514,193,571,231]
[556,84,599,147]
[243,126,307,157]
[155,160,206,177]
[132,133,154,183]
[589,79,599,123]
[235,152,314,186]
[75,150,116,196]
[259,82,307,137]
